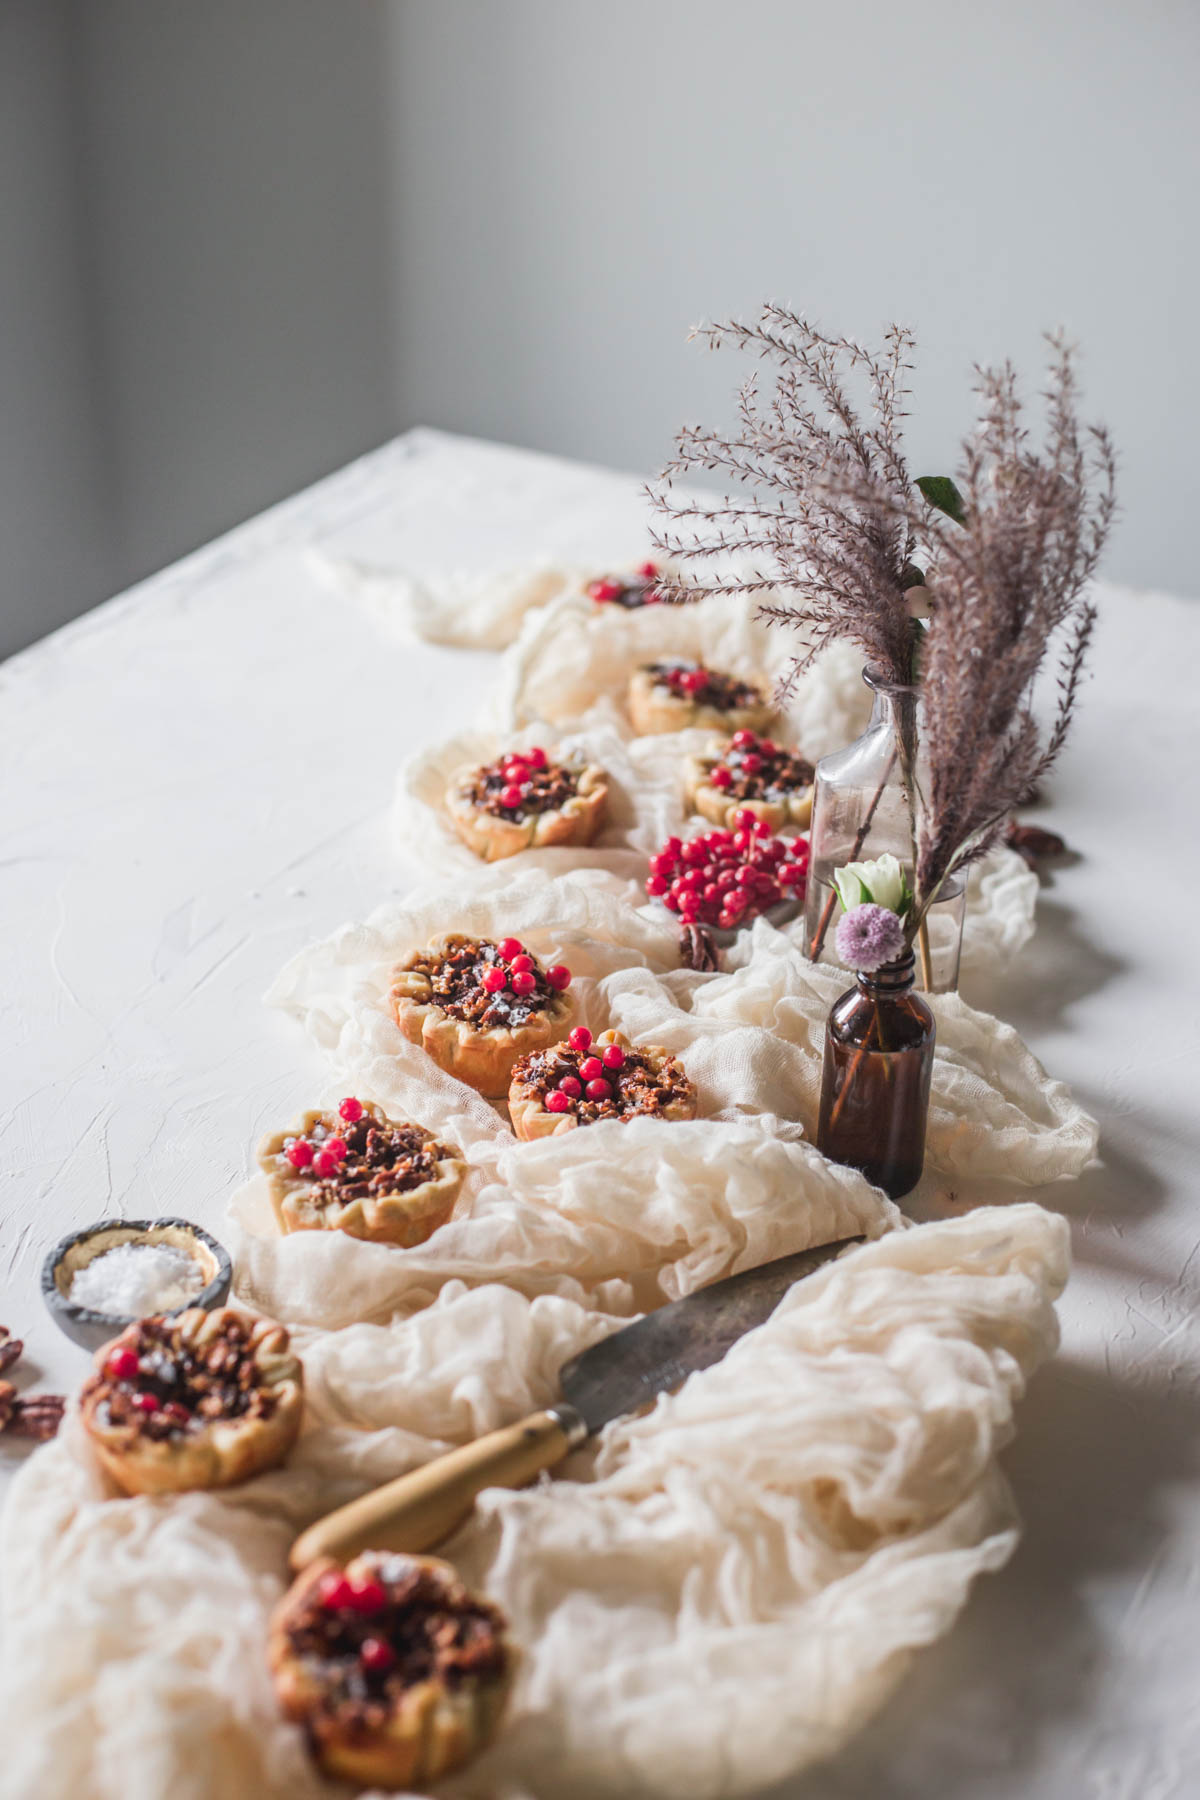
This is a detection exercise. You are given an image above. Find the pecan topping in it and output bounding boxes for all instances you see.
[645,660,763,711]
[515,1041,690,1125]
[0,1326,23,1376]
[411,938,557,1029]
[679,923,720,972]
[703,731,814,802]
[290,1555,509,1735]
[586,568,663,608]
[83,1312,280,1443]
[278,1114,450,1203]
[465,754,581,820]
[0,1327,65,1441]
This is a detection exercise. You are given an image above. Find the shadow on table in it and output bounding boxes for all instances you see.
[770,1356,1199,1800]
[964,895,1126,1028]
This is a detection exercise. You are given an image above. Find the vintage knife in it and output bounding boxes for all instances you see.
[290,1234,863,1572]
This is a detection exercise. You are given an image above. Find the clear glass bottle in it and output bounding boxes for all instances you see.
[815,949,935,1200]
[803,667,966,993]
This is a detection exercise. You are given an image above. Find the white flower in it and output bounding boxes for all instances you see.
[833,852,910,918]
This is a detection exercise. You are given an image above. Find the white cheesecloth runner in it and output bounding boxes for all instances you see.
[0,575,1096,1800]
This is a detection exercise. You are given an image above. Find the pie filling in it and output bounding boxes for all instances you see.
[513,1030,690,1124]
[408,937,570,1030]
[276,1108,449,1202]
[644,660,763,711]
[701,730,814,801]
[463,748,582,820]
[289,1555,508,1736]
[587,561,664,608]
[90,1314,278,1442]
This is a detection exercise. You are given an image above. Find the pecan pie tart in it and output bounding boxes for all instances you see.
[627,660,775,736]
[508,1026,696,1139]
[585,558,667,608]
[80,1307,304,1495]
[684,728,816,831]
[445,744,609,862]
[269,1551,515,1789]
[389,933,574,1097]
[257,1098,466,1246]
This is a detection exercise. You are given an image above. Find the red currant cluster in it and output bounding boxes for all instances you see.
[587,560,663,605]
[104,1345,189,1424]
[316,1568,396,1673]
[480,937,572,998]
[496,745,548,811]
[284,1096,365,1174]
[645,813,810,930]
[544,1026,626,1113]
[664,665,711,697]
[705,727,782,788]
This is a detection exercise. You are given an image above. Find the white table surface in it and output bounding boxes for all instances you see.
[2,428,1197,1799]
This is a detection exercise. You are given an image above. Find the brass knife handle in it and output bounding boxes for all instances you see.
[289,1403,587,1573]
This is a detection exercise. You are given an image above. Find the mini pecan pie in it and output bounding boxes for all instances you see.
[445,744,609,862]
[684,728,816,831]
[389,933,574,1098]
[257,1098,466,1246]
[585,559,666,609]
[508,1027,696,1140]
[627,660,775,736]
[80,1307,303,1496]
[269,1551,515,1789]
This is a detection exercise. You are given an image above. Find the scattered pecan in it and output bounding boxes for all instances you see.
[679,923,720,973]
[1005,819,1069,869]
[0,1380,65,1442]
[0,1326,23,1376]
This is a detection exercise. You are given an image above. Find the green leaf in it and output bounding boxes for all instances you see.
[916,475,967,526]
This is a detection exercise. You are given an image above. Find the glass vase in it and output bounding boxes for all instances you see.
[815,949,935,1200]
[802,666,966,993]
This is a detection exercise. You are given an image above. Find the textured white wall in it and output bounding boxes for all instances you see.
[386,0,1200,595]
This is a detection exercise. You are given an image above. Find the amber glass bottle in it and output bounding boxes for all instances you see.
[815,948,936,1199]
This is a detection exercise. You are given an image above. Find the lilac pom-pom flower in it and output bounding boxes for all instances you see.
[835,902,907,972]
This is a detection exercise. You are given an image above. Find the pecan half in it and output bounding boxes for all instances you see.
[0,1380,65,1442]
[0,1327,23,1376]
[1005,819,1069,868]
[679,923,720,973]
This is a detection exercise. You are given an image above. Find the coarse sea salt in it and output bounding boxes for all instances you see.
[68,1242,206,1319]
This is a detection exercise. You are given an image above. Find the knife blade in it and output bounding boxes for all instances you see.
[290,1234,862,1571]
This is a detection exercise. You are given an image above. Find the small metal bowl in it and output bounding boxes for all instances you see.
[41,1217,233,1352]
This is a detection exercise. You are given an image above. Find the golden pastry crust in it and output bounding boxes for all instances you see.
[508,1028,697,1140]
[389,933,574,1098]
[269,1552,515,1789]
[80,1308,303,1496]
[256,1102,466,1246]
[445,752,609,863]
[683,732,815,832]
[628,662,775,736]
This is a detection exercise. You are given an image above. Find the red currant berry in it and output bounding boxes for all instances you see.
[585,1078,612,1102]
[323,1136,347,1162]
[741,753,763,775]
[133,1392,159,1414]
[753,817,772,836]
[545,1090,572,1113]
[500,784,525,810]
[681,669,708,695]
[682,840,707,866]
[717,910,735,929]
[106,1346,140,1382]
[162,1401,191,1427]
[646,874,669,897]
[732,807,757,830]
[568,1026,593,1053]
[730,730,757,750]
[313,1150,338,1177]
[511,970,537,996]
[588,578,621,602]
[733,829,753,854]
[525,746,547,770]
[601,1043,625,1070]
[498,937,524,961]
[338,1097,364,1124]
[680,869,703,892]
[703,883,720,903]
[558,1074,583,1099]
[547,964,572,991]
[759,738,778,757]
[664,836,683,857]
[317,1572,356,1611]
[579,1056,604,1082]
[346,1577,387,1615]
[709,766,733,789]
[510,953,534,973]
[649,852,676,878]
[779,863,806,887]
[360,1636,396,1673]
[502,762,527,784]
[662,892,681,913]
[285,1139,314,1170]
[636,560,658,578]
[735,866,758,886]
[482,966,508,993]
